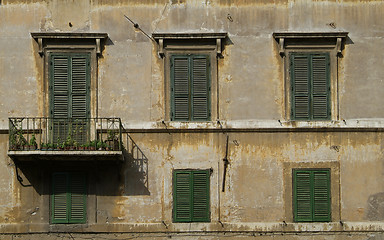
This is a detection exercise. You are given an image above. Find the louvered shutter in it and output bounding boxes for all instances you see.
[52,173,69,223]
[311,55,330,120]
[173,171,192,222]
[293,169,331,222]
[191,56,210,121]
[71,56,89,119]
[313,170,331,221]
[51,56,70,119]
[51,172,87,224]
[293,170,312,222]
[291,53,330,120]
[192,170,210,222]
[50,53,90,143]
[71,56,90,144]
[291,55,310,119]
[69,173,87,223]
[171,56,190,121]
[51,56,70,142]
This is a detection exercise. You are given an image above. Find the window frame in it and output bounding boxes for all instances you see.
[173,169,211,223]
[283,161,340,223]
[162,40,220,122]
[170,54,211,121]
[290,52,331,120]
[273,32,348,122]
[51,172,87,224]
[292,168,331,222]
[44,48,97,120]
[49,52,91,120]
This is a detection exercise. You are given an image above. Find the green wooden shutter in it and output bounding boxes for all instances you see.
[51,172,86,224]
[70,55,90,144]
[173,169,210,222]
[191,56,210,121]
[171,55,211,121]
[69,173,87,223]
[52,173,69,224]
[311,54,330,120]
[291,53,330,120]
[291,54,310,120]
[313,170,331,221]
[51,55,70,119]
[50,53,90,143]
[192,170,210,222]
[173,171,192,222]
[71,56,90,119]
[171,56,190,121]
[293,170,312,222]
[293,169,331,222]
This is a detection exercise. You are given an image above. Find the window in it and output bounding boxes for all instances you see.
[171,55,211,121]
[273,32,348,121]
[49,53,90,143]
[290,53,330,120]
[293,169,331,222]
[152,33,227,122]
[50,53,90,120]
[173,169,210,222]
[51,172,87,224]
[31,32,107,143]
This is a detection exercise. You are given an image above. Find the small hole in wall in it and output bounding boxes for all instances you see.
[69,22,73,27]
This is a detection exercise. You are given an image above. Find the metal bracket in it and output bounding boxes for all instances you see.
[96,38,101,55]
[216,38,222,56]
[336,37,342,55]
[158,39,164,58]
[279,38,285,57]
[38,38,43,56]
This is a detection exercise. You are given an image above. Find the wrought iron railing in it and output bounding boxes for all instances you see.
[9,117,123,151]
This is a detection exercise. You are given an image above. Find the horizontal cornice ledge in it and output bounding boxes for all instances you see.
[30,32,108,40]
[272,32,349,39]
[152,32,227,40]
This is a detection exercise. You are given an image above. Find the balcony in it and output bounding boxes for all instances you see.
[8,117,126,162]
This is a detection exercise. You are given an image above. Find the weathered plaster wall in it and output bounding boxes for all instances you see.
[1,0,384,238]
[0,0,384,126]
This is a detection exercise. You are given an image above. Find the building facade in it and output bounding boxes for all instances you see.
[1,0,384,239]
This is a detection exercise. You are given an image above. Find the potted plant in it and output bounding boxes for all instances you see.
[19,132,27,150]
[96,140,107,150]
[89,140,96,150]
[27,134,37,150]
[64,134,73,150]
[40,142,48,150]
[83,142,90,150]
[78,143,85,151]
[47,143,54,151]
[107,130,119,150]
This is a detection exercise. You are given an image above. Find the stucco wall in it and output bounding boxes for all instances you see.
[0,0,384,238]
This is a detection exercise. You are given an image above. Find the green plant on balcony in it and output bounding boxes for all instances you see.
[83,142,90,150]
[65,134,74,150]
[47,143,55,150]
[96,140,107,150]
[106,129,119,150]
[18,131,27,150]
[10,131,18,150]
[27,134,37,150]
[89,140,96,150]
[40,142,48,150]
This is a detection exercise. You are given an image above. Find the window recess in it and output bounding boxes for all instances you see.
[273,32,348,121]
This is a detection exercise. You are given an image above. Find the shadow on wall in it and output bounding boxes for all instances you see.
[123,145,150,196]
[367,192,384,221]
[367,233,384,240]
